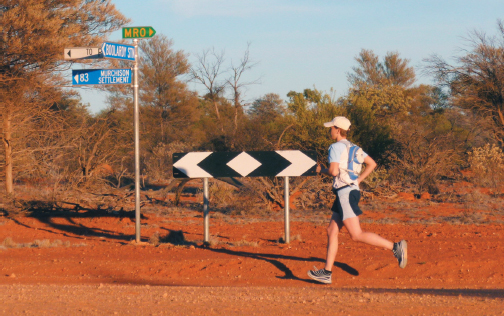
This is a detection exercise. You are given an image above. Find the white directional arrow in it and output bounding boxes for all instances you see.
[74,74,79,84]
[275,150,317,177]
[64,47,102,60]
[173,152,213,178]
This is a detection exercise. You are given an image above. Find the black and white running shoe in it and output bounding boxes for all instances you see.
[307,266,332,284]
[393,240,408,269]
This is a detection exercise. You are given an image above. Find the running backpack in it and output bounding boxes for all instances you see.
[341,141,365,182]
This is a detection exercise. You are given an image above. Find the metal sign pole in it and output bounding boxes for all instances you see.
[172,150,318,244]
[133,39,141,243]
[284,176,290,243]
[203,178,210,243]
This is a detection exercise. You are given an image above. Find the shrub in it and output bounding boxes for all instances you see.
[360,166,389,192]
[149,231,160,246]
[2,237,17,248]
[144,141,195,181]
[33,239,52,248]
[388,119,464,194]
[468,143,504,187]
[161,230,187,245]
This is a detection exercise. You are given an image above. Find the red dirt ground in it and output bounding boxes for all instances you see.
[1,191,503,315]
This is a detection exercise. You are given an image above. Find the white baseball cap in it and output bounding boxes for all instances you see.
[323,116,351,130]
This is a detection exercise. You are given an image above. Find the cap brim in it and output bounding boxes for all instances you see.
[323,122,333,127]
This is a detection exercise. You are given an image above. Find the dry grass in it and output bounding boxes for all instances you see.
[141,223,159,229]
[230,239,259,247]
[276,234,302,244]
[1,237,78,249]
[2,237,17,248]
[361,218,401,224]
[291,234,303,242]
[206,236,220,247]
[148,231,161,246]
[405,218,438,225]
[204,235,260,248]
[440,211,487,225]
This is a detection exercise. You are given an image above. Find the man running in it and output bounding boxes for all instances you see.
[308,116,407,284]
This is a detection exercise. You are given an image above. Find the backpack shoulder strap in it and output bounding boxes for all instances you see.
[339,139,352,149]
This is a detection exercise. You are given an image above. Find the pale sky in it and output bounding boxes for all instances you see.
[78,0,504,113]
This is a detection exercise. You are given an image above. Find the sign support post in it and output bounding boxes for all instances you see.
[203,178,210,243]
[133,39,141,243]
[173,150,317,244]
[284,176,290,243]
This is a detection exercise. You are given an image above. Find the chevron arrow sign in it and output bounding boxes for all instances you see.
[173,151,317,178]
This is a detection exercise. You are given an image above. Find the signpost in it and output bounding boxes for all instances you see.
[122,26,156,39]
[65,26,155,243]
[132,39,141,244]
[64,47,102,60]
[71,68,132,86]
[173,151,317,243]
[101,42,136,61]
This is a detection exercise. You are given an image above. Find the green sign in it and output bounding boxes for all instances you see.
[122,26,156,39]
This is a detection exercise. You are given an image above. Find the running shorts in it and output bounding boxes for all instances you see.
[331,185,362,221]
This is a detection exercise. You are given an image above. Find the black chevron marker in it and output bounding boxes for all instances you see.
[172,151,316,178]
[246,151,292,177]
[197,152,243,178]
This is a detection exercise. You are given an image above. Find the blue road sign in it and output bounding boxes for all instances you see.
[101,42,135,61]
[72,69,132,86]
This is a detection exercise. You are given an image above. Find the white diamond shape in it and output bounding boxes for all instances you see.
[226,152,262,177]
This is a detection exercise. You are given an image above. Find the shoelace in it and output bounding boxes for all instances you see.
[311,266,330,276]
[393,245,401,258]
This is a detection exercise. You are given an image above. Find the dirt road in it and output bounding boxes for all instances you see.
[2,284,502,315]
[1,201,503,315]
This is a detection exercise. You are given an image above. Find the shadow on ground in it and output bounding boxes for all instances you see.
[203,247,359,284]
[9,202,146,242]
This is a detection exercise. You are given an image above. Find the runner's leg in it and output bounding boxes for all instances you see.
[343,216,393,250]
[324,212,343,271]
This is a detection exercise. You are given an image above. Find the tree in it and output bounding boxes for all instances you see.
[1,0,128,194]
[226,43,259,147]
[342,95,394,164]
[345,50,418,119]
[342,49,470,192]
[249,93,285,122]
[3,86,79,181]
[388,115,465,194]
[426,20,504,144]
[284,89,344,159]
[190,45,259,150]
[139,35,200,144]
[348,49,416,88]
[190,48,226,133]
[237,93,289,151]
[74,112,124,179]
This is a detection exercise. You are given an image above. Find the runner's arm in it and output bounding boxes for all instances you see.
[356,155,376,184]
[316,162,339,177]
